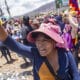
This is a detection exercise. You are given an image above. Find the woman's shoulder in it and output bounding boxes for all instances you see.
[57,47,72,57]
[57,47,67,54]
[57,47,69,63]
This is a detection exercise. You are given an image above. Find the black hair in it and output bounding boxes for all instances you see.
[32,32,51,40]
[23,16,30,26]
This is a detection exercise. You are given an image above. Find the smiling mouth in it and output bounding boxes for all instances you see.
[39,49,46,52]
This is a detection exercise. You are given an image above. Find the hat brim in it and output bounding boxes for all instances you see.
[27,28,64,44]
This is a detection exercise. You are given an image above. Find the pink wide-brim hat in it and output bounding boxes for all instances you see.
[27,23,64,44]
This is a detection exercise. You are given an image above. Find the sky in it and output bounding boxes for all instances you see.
[0,0,54,17]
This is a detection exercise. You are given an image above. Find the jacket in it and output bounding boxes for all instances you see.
[3,36,80,80]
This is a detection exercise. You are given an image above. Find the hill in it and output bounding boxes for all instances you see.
[26,1,56,16]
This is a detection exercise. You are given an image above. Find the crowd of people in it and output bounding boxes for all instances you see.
[0,9,80,80]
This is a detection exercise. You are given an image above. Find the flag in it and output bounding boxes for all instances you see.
[69,0,80,14]
[78,0,80,10]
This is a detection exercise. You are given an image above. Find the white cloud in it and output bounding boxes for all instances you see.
[10,6,28,17]
[0,0,54,17]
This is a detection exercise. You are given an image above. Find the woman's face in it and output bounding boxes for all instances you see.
[35,34,55,56]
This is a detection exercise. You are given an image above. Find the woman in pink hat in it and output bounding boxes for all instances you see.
[0,22,79,80]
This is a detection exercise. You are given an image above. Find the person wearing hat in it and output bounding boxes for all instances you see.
[0,22,79,80]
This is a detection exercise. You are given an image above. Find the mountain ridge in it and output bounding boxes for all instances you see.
[26,1,56,16]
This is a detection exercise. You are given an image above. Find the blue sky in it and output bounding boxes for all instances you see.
[0,0,54,17]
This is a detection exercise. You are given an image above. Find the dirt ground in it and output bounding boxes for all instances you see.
[0,51,33,80]
[0,51,80,80]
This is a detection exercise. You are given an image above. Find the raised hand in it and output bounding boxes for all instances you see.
[0,23,8,41]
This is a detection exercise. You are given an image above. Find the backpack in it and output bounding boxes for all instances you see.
[65,52,73,80]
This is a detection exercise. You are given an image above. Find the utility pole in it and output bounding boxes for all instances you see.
[4,0,11,18]
[0,3,4,17]
[0,7,4,17]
